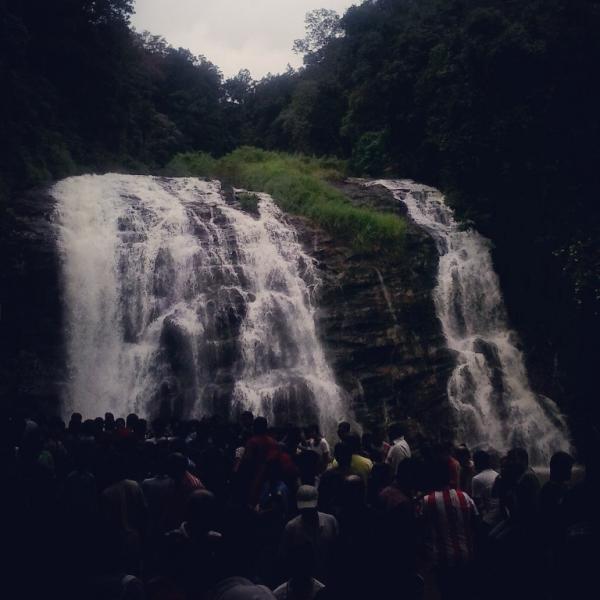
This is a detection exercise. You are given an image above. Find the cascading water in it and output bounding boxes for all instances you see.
[373,179,569,463]
[53,174,345,431]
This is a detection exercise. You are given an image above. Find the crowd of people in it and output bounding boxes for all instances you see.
[1,410,596,600]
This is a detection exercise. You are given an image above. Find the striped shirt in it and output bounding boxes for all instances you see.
[422,488,478,567]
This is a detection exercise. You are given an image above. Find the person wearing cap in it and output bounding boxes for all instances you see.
[280,485,338,584]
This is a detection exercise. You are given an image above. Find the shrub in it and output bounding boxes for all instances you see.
[165,147,406,255]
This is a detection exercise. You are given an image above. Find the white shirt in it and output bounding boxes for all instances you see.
[386,437,411,475]
[309,437,330,457]
[471,468,500,524]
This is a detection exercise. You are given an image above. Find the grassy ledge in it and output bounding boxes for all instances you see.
[165,147,406,255]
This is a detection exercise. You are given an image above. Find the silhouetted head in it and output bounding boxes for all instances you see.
[430,457,451,490]
[337,421,351,442]
[68,413,82,434]
[396,457,417,492]
[166,452,188,481]
[334,442,352,469]
[455,444,472,467]
[473,449,491,472]
[241,410,254,430]
[115,418,125,430]
[550,451,574,483]
[253,416,268,436]
[371,425,384,445]
[508,447,529,471]
[389,423,405,441]
[285,425,302,448]
[370,461,393,491]
[306,424,321,440]
[93,417,104,433]
[126,413,138,430]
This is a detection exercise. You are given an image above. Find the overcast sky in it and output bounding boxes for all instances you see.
[132,0,356,79]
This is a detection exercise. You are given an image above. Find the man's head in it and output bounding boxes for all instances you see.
[473,449,491,473]
[253,416,268,436]
[550,451,574,483]
[507,447,529,472]
[395,457,416,491]
[167,452,188,481]
[337,421,351,442]
[388,423,405,441]
[297,484,318,515]
[430,457,451,491]
[241,410,254,430]
[334,442,352,469]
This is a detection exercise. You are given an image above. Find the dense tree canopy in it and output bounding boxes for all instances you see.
[243,1,600,440]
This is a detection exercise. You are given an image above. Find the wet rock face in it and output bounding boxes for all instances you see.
[0,188,64,414]
[289,181,456,436]
[1,180,454,436]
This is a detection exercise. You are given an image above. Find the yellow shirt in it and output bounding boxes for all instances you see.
[331,454,373,484]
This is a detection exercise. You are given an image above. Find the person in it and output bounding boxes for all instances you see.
[455,445,474,495]
[101,453,148,575]
[317,442,352,516]
[377,459,418,586]
[385,423,411,476]
[540,451,574,526]
[506,447,540,520]
[156,489,225,598]
[304,425,330,475]
[142,451,175,542]
[421,458,478,600]
[336,421,351,444]
[471,449,500,527]
[281,485,339,583]
[273,541,324,600]
[158,452,205,533]
[345,432,373,484]
[363,426,390,463]
[240,417,280,505]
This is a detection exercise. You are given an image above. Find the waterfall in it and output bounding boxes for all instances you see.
[53,174,345,431]
[373,179,569,463]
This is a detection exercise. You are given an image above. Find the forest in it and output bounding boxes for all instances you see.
[1,0,599,438]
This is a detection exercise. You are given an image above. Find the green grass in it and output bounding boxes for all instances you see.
[165,147,406,255]
[237,191,260,215]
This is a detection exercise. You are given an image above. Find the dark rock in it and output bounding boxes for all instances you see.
[0,187,64,415]
[288,180,456,436]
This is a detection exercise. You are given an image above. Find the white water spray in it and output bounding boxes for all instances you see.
[53,174,345,431]
[373,179,569,462]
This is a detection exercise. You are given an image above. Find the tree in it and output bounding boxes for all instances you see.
[293,9,343,63]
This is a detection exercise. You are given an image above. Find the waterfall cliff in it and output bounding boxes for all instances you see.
[373,180,569,462]
[52,174,345,432]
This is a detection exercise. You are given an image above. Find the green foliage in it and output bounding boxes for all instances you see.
[293,9,343,62]
[168,147,405,255]
[236,192,260,215]
[165,152,217,177]
[350,131,390,176]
